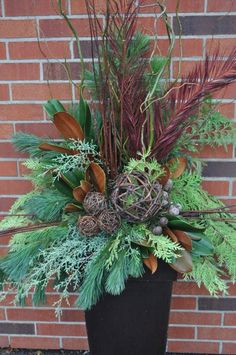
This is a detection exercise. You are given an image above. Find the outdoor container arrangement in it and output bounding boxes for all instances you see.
[0,1,236,354]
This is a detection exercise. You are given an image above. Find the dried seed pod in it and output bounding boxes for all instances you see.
[152,226,163,235]
[83,192,107,216]
[164,179,173,192]
[159,217,168,227]
[98,209,121,234]
[169,205,180,216]
[78,215,100,236]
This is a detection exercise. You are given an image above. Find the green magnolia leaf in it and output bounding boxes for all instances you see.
[191,236,214,257]
[68,97,92,139]
[79,96,92,139]
[167,215,205,232]
[44,99,66,118]
[54,178,73,198]
[61,169,84,189]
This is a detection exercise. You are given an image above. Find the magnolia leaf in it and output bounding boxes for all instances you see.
[173,230,192,251]
[164,227,178,243]
[191,236,214,256]
[65,203,82,212]
[158,165,170,186]
[80,180,92,194]
[39,143,74,155]
[73,186,86,203]
[54,112,84,140]
[73,180,92,203]
[86,162,106,193]
[170,250,193,273]
[167,216,205,232]
[143,254,158,274]
[169,157,187,179]
[44,99,66,118]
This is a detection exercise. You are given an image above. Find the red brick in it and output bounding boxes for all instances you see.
[0,180,32,194]
[0,161,17,176]
[214,82,236,100]
[37,323,87,336]
[208,0,236,12]
[137,17,168,36]
[140,0,204,13]
[7,308,57,322]
[170,312,221,325]
[206,38,236,54]
[15,123,60,139]
[5,0,67,16]
[171,297,196,310]
[196,145,233,159]
[44,294,78,308]
[0,246,9,257]
[218,102,235,119]
[0,336,9,348]
[39,19,91,38]
[9,41,71,60]
[0,104,43,121]
[62,337,89,350]
[202,180,229,196]
[0,143,26,158]
[168,326,195,339]
[0,309,6,320]
[10,336,60,350]
[12,83,72,101]
[198,327,236,340]
[0,20,37,38]
[224,313,236,326]
[232,182,236,196]
[167,340,220,353]
[60,310,85,322]
[71,0,105,14]
[228,283,236,295]
[0,123,14,139]
[0,85,9,101]
[222,342,236,354]
[0,43,6,60]
[0,197,16,213]
[173,281,209,296]
[152,38,203,58]
[0,63,40,81]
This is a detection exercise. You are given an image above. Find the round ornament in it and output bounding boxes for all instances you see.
[78,215,100,236]
[111,172,163,222]
[83,192,107,216]
[98,209,121,234]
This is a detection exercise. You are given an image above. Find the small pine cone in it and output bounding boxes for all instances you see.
[98,209,121,234]
[83,192,107,216]
[78,215,100,236]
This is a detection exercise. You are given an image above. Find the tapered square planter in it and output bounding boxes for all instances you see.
[85,260,177,355]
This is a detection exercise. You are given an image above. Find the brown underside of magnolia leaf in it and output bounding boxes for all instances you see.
[170,250,193,273]
[86,162,106,193]
[169,157,187,179]
[143,254,158,274]
[54,112,84,140]
[172,229,192,251]
[39,143,75,155]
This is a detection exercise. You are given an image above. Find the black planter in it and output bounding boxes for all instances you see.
[85,260,177,355]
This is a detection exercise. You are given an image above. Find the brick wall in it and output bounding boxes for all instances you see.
[0,0,235,353]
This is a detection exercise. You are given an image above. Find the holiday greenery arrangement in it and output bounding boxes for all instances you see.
[1,0,236,312]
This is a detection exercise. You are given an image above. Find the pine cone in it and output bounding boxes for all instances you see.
[98,209,121,234]
[83,192,107,216]
[78,215,100,236]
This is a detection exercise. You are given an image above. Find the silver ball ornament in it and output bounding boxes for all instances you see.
[168,205,180,216]
[159,217,168,227]
[164,179,173,192]
[153,226,163,235]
